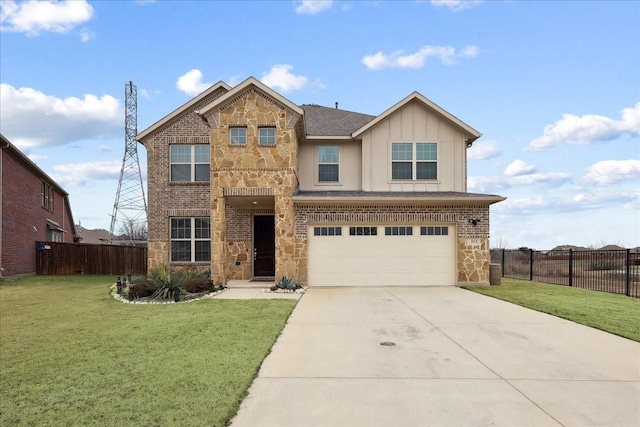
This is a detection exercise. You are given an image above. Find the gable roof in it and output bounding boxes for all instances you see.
[136,81,231,142]
[301,104,376,137]
[196,77,304,117]
[1,133,78,238]
[1,134,69,196]
[351,91,482,143]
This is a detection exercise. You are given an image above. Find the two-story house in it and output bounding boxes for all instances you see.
[137,77,504,286]
[1,134,78,277]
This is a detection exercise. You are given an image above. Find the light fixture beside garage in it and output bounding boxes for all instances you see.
[468,218,481,226]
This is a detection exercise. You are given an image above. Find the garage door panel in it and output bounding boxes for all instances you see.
[308,225,455,287]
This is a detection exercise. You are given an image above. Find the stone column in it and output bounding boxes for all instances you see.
[274,190,296,280]
[211,191,226,285]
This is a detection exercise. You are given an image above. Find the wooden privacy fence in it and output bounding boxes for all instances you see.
[36,242,147,275]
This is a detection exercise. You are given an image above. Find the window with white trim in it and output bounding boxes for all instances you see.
[171,217,211,262]
[230,127,247,145]
[391,142,437,180]
[49,229,63,242]
[170,145,210,182]
[259,127,276,146]
[318,146,339,182]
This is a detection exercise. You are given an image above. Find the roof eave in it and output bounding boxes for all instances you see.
[303,135,355,141]
[293,195,506,206]
[0,134,69,196]
[196,77,304,118]
[352,91,481,140]
[136,81,232,142]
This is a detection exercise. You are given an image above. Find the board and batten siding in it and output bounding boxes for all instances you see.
[297,141,362,191]
[361,100,468,192]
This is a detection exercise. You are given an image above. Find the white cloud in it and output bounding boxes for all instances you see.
[529,103,640,151]
[582,159,640,186]
[362,44,479,70]
[261,64,309,92]
[504,159,536,176]
[0,83,121,148]
[510,172,571,187]
[176,69,212,96]
[52,160,123,187]
[468,172,570,193]
[0,0,94,36]
[467,140,501,160]
[467,176,510,193]
[430,0,483,12]
[295,0,333,15]
[79,27,93,42]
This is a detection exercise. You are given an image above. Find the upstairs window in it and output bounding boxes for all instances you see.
[170,145,210,182]
[259,127,276,146]
[391,142,437,180]
[230,127,247,145]
[318,146,339,182]
[41,182,54,212]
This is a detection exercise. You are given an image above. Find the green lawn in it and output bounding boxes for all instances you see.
[464,278,640,342]
[0,275,297,426]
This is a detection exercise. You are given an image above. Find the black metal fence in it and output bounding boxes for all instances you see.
[490,249,640,298]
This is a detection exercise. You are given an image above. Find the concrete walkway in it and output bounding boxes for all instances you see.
[230,286,640,427]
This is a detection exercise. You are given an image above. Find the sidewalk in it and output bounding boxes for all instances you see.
[230,286,640,427]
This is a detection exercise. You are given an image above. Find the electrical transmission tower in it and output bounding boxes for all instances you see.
[109,81,148,245]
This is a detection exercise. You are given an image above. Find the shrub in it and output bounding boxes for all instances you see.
[271,276,301,292]
[183,278,214,294]
[148,265,185,301]
[177,266,209,280]
[128,279,154,299]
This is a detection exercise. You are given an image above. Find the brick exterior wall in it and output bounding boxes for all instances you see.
[141,82,496,286]
[1,147,75,277]
[293,204,491,285]
[143,87,227,270]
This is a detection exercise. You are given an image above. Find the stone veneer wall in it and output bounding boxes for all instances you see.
[142,87,228,270]
[204,87,302,284]
[293,204,491,285]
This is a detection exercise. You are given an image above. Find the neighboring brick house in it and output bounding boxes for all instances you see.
[137,78,505,286]
[0,134,78,277]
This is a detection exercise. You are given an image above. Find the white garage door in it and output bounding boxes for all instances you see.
[308,225,455,286]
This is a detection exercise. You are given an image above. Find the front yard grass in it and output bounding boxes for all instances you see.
[464,278,640,342]
[0,275,297,426]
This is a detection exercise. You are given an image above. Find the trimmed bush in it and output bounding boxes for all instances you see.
[183,278,214,294]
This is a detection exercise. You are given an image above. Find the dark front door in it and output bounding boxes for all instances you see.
[253,215,275,277]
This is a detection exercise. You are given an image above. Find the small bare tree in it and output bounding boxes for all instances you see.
[492,235,510,250]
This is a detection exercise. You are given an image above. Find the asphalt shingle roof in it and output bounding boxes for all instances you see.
[301,104,376,136]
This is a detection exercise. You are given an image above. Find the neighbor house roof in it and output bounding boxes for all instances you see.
[1,134,69,197]
[136,81,231,142]
[351,92,482,144]
[301,104,376,137]
[1,133,78,238]
[293,190,505,206]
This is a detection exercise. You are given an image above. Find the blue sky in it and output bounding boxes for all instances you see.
[1,0,638,249]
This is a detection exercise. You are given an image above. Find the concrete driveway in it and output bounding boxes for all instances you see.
[230,287,640,427]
